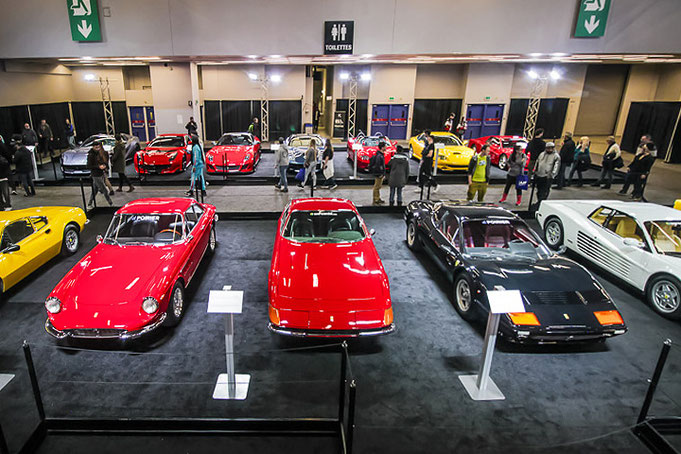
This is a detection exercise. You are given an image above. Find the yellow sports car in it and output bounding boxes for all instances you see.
[408,131,475,171]
[675,199,680,211]
[0,207,87,297]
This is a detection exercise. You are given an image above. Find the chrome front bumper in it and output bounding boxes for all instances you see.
[45,314,167,340]
[268,323,395,338]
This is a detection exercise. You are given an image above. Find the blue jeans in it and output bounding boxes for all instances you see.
[389,186,403,205]
[279,165,288,189]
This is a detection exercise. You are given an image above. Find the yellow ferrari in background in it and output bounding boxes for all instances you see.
[408,131,475,171]
[0,207,87,297]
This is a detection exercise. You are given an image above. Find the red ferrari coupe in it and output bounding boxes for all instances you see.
[134,134,192,175]
[206,132,261,174]
[268,198,394,337]
[44,198,217,340]
[346,133,397,171]
[467,135,527,170]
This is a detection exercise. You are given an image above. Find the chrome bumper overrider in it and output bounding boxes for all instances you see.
[268,323,395,338]
[45,314,167,340]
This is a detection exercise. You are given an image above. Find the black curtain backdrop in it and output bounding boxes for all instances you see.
[71,102,106,140]
[335,99,368,137]
[670,114,681,163]
[113,101,130,134]
[412,99,463,136]
[29,102,70,148]
[621,102,681,157]
[204,100,221,140]
[269,100,301,139]
[505,98,569,139]
[0,105,31,142]
[221,101,255,134]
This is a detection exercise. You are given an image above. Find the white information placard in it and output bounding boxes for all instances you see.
[486,290,525,314]
[207,290,243,314]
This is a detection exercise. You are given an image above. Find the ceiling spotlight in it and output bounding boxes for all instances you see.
[84,73,96,81]
[551,52,568,57]
[81,56,94,60]
[339,72,350,80]
[361,54,374,58]
[529,53,543,57]
[270,74,282,83]
[527,70,539,80]
[360,72,371,81]
[247,55,258,59]
[248,73,258,80]
[269,55,282,58]
[549,70,561,80]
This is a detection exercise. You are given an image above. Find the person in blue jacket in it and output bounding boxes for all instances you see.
[567,136,590,187]
[186,134,206,196]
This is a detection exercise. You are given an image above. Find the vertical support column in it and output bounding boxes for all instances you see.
[100,77,115,136]
[348,76,358,138]
[638,339,673,424]
[523,77,546,141]
[260,80,270,142]
[189,62,202,139]
[224,312,236,398]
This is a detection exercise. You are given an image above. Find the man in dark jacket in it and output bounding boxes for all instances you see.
[111,133,134,192]
[419,133,438,193]
[369,142,386,205]
[21,123,38,147]
[388,145,409,206]
[87,142,113,207]
[525,128,545,178]
[629,143,656,201]
[185,117,198,135]
[555,132,575,189]
[248,117,261,140]
[14,137,35,197]
[38,119,53,158]
[0,138,11,208]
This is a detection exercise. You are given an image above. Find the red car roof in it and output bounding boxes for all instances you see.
[289,197,358,212]
[117,197,196,214]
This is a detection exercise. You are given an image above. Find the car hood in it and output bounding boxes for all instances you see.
[441,146,475,156]
[208,145,252,165]
[48,243,179,330]
[61,148,89,166]
[272,239,390,311]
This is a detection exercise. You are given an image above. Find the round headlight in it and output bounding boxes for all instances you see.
[142,297,159,314]
[45,297,62,314]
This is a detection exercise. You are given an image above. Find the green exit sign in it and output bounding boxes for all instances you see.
[67,0,102,42]
[485,96,491,101]
[389,96,395,101]
[574,0,610,38]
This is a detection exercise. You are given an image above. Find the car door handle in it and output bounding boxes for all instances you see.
[45,229,51,234]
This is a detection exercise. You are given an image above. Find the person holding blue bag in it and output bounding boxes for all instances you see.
[499,142,528,206]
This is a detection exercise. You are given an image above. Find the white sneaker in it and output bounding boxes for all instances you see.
[433,185,440,194]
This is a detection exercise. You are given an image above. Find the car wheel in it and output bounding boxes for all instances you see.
[208,224,217,254]
[543,217,564,250]
[406,220,422,251]
[163,281,185,327]
[498,154,508,170]
[647,275,681,319]
[454,273,478,321]
[408,145,413,159]
[61,224,80,256]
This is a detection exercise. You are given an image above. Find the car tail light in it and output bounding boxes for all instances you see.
[594,310,624,326]
[508,312,540,326]
[383,307,393,326]
[269,305,280,325]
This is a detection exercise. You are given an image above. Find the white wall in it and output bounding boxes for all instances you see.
[414,65,466,99]
[149,63,193,134]
[368,65,417,136]
[462,63,515,134]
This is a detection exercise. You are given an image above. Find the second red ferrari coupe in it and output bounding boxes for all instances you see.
[346,133,397,171]
[45,198,217,340]
[467,135,527,170]
[134,134,193,175]
[206,132,261,174]
[268,198,394,337]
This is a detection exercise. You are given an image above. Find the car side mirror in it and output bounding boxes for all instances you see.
[3,244,20,253]
[369,229,376,237]
[96,235,103,243]
[623,238,644,248]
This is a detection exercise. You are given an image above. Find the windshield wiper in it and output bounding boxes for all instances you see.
[102,237,120,246]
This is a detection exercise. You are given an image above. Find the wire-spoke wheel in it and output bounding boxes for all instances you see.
[648,276,681,319]
[208,225,217,253]
[544,217,564,250]
[454,273,477,321]
[163,281,186,327]
[498,154,508,170]
[61,225,80,256]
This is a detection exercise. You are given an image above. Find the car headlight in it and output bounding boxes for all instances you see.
[208,154,213,162]
[243,154,252,163]
[168,152,178,161]
[142,297,159,314]
[45,297,62,314]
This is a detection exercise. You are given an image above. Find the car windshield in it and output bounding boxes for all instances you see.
[433,135,462,146]
[149,136,184,148]
[218,134,252,146]
[362,137,384,147]
[104,213,185,245]
[283,210,365,243]
[502,138,526,148]
[461,219,550,259]
[82,135,105,147]
[645,221,681,256]
[289,137,320,148]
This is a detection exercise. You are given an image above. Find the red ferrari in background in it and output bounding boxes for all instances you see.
[45,198,218,340]
[268,198,394,337]
[206,132,261,174]
[347,133,397,171]
[467,135,527,170]
[134,134,192,175]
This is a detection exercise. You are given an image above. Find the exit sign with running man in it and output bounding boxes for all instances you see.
[67,0,102,42]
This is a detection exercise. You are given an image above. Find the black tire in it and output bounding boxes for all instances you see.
[61,224,80,256]
[408,145,414,159]
[453,273,478,321]
[498,154,508,171]
[163,280,185,327]
[543,217,564,250]
[207,224,217,254]
[406,220,422,251]
[646,275,681,320]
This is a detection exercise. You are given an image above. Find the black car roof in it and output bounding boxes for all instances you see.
[433,201,518,220]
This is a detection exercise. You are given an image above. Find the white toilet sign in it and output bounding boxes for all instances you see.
[324,21,354,55]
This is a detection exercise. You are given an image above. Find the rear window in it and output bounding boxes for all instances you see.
[283,210,365,243]
[149,136,185,148]
[218,134,252,146]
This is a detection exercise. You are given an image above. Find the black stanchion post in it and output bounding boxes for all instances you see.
[22,341,45,422]
[528,178,536,212]
[92,177,97,209]
[338,342,348,423]
[79,178,87,212]
[51,155,58,181]
[419,185,424,201]
[426,183,431,201]
[0,419,9,454]
[347,380,357,454]
[637,339,672,424]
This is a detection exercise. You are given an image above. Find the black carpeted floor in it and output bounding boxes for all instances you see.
[0,213,679,453]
